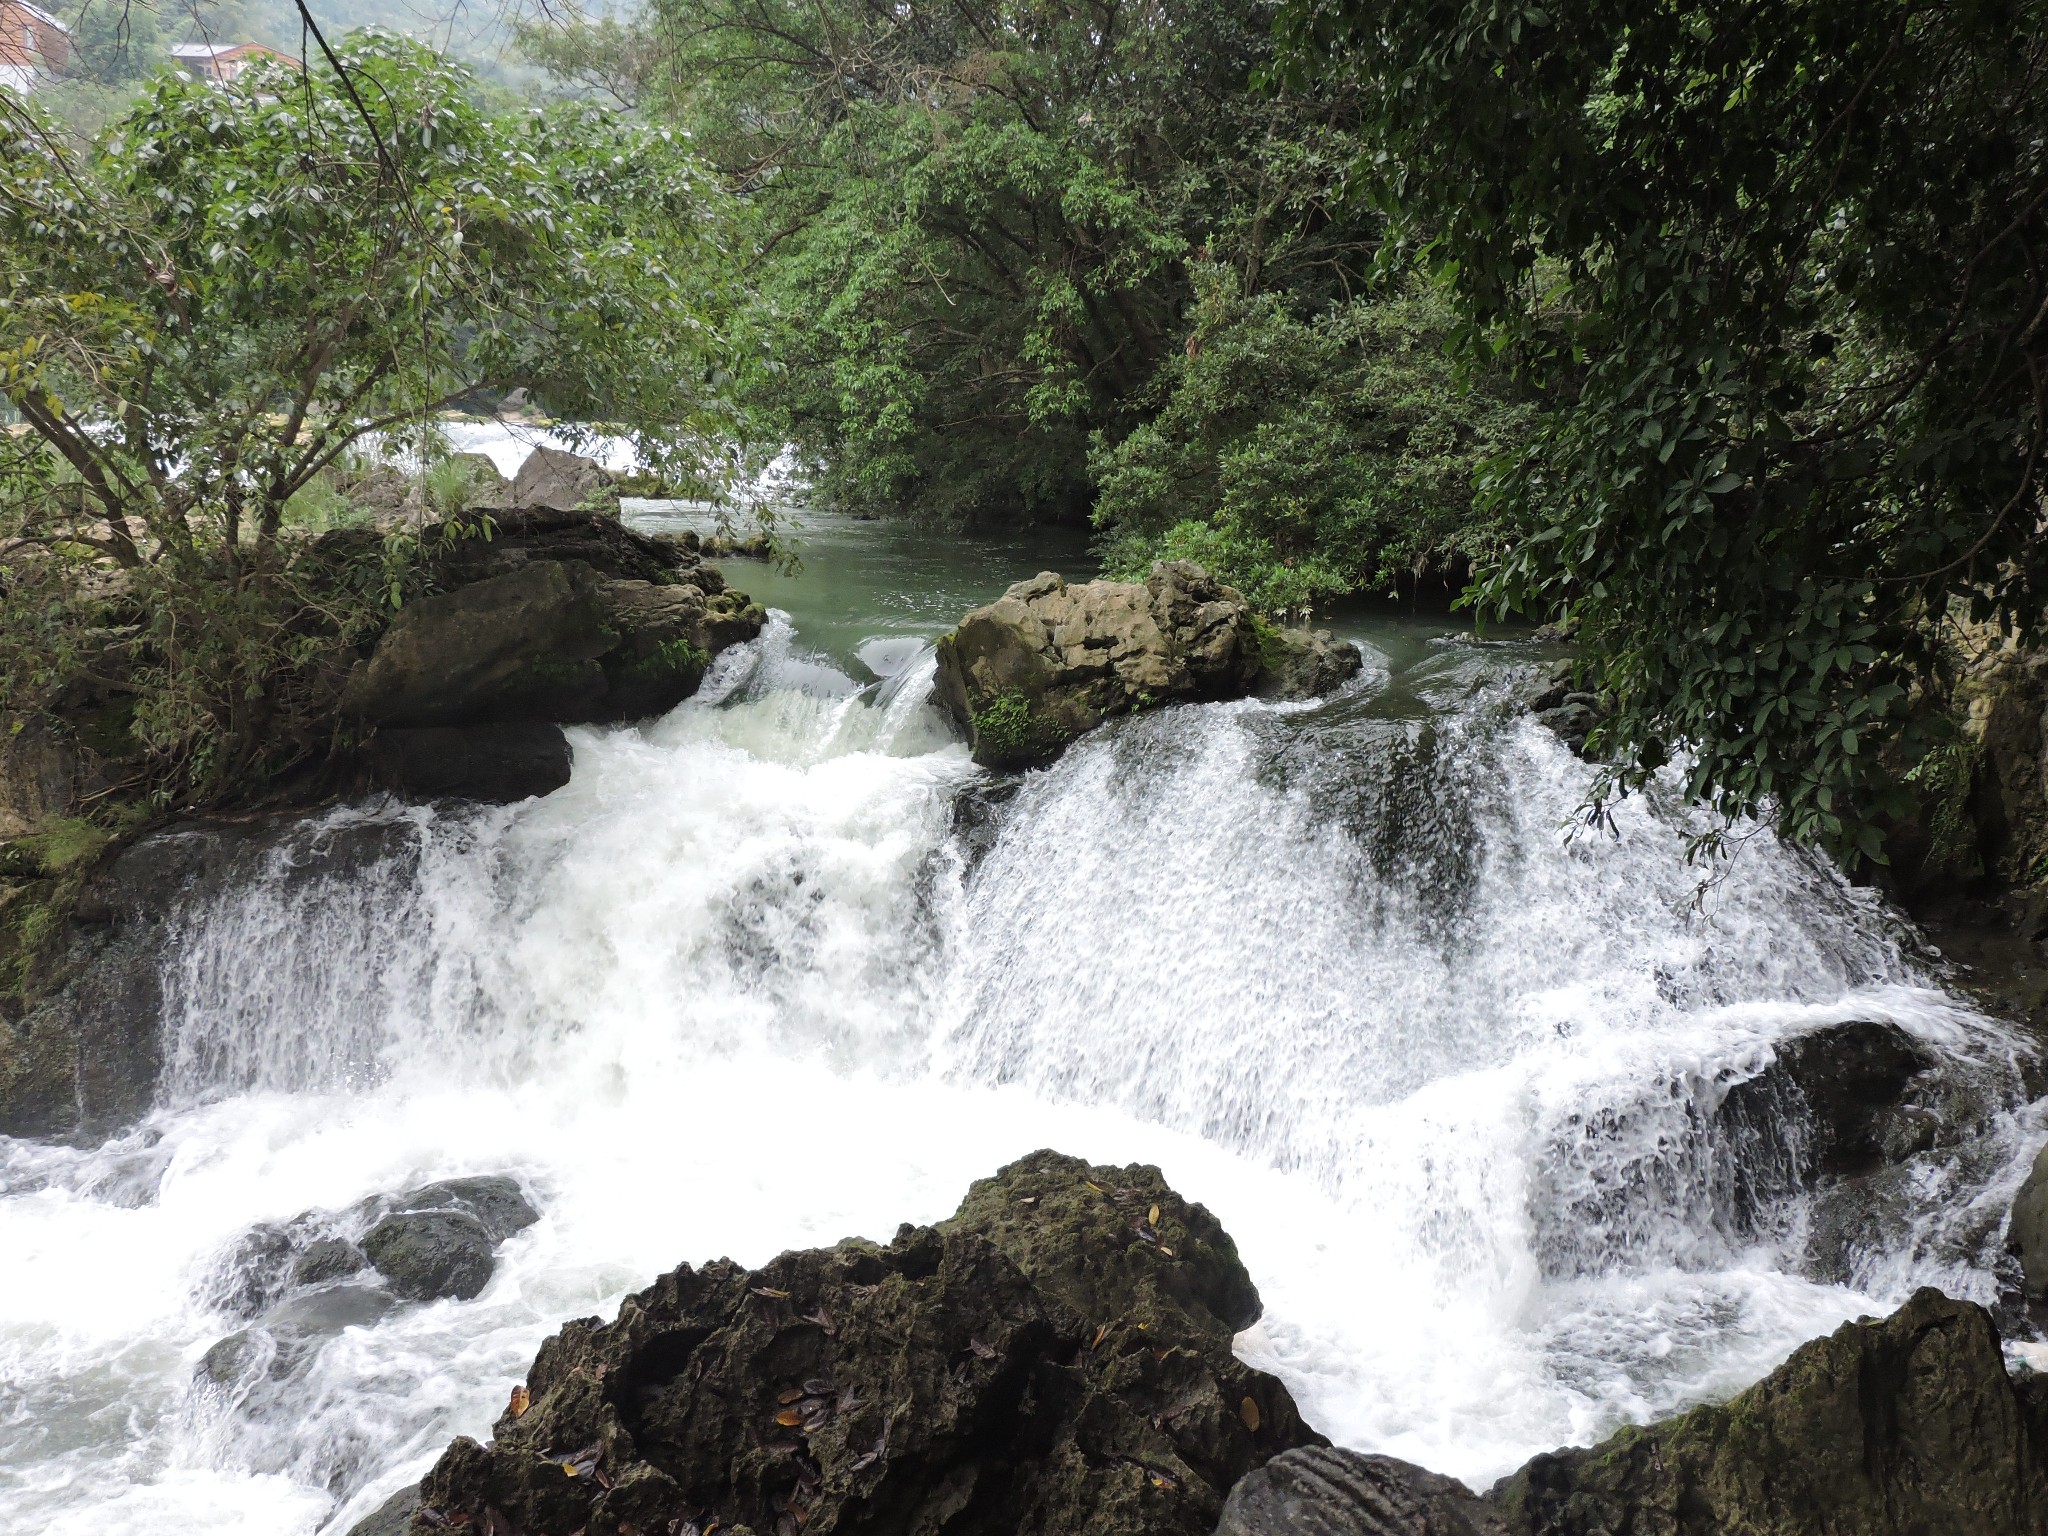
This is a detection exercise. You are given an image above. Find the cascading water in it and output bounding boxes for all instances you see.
[2,528,2043,1535]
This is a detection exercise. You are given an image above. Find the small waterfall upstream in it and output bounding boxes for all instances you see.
[1,613,2042,1535]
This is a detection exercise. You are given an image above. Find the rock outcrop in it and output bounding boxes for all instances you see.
[933,564,1361,769]
[197,1176,541,1410]
[1219,1448,1506,1536]
[2010,1145,2048,1298]
[411,1151,1323,1536]
[498,445,622,515]
[1,814,417,1141]
[1490,1288,2048,1536]
[338,497,765,796]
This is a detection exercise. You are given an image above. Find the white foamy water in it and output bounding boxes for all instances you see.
[1,616,2042,1534]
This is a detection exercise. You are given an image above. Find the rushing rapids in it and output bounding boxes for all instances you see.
[1,512,2043,1535]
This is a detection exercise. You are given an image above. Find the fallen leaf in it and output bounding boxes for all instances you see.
[1091,1324,1109,1350]
[1017,1196,1037,1205]
[850,1452,879,1473]
[775,1408,805,1427]
[1159,1245,1175,1257]
[802,1377,834,1395]
[969,1337,996,1359]
[1085,1180,1106,1193]
[1240,1396,1262,1433]
[1148,1471,1180,1491]
[507,1385,530,1419]
[1148,1204,1161,1226]
[752,1287,791,1300]
[778,1387,805,1405]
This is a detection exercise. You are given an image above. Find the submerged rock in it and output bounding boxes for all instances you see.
[362,1210,496,1302]
[1219,1448,1506,1536]
[933,563,1359,769]
[1719,1019,1942,1180]
[1490,1288,2048,1536]
[413,1151,1322,1536]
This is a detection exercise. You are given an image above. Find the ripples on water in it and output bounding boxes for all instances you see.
[1,557,2043,1533]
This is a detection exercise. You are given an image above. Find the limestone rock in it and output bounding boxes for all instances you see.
[933,563,1358,769]
[1489,1287,2048,1536]
[342,561,616,729]
[412,1151,1322,1536]
[444,452,510,510]
[508,446,620,515]
[1253,629,1364,703]
[347,1485,421,1536]
[1219,1448,1507,1536]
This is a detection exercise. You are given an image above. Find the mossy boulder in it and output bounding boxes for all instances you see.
[933,563,1359,770]
[1490,1287,2048,1536]
[410,1151,1322,1536]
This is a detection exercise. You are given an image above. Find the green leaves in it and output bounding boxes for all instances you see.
[1281,0,2048,867]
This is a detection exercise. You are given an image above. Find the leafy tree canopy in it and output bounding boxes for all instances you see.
[1277,0,2048,861]
[626,0,1378,524]
[0,34,739,804]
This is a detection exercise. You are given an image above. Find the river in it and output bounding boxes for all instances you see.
[0,500,2041,1534]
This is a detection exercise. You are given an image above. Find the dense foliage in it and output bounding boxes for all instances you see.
[630,0,1383,526]
[1093,268,1532,613]
[0,36,736,807]
[1277,0,2048,860]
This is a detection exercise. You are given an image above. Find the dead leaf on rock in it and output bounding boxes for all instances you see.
[968,1337,996,1359]
[778,1387,805,1404]
[752,1286,791,1300]
[507,1385,530,1419]
[1090,1324,1109,1350]
[775,1407,805,1427]
[1240,1396,1261,1432]
[1148,1204,1161,1226]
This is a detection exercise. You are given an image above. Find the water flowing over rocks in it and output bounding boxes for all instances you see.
[409,1152,1323,1536]
[932,562,1360,768]
[0,813,417,1139]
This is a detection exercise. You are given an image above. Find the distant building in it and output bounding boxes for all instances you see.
[168,41,298,84]
[0,0,70,94]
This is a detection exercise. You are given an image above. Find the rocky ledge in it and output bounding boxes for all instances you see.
[335,456,765,804]
[395,1151,1323,1536]
[933,563,1361,770]
[374,1154,2048,1536]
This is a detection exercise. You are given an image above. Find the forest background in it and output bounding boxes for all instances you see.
[3,0,2045,878]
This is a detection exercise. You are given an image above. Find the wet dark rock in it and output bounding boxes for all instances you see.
[392,1174,542,1243]
[347,1485,422,1536]
[198,1327,274,1390]
[203,1223,299,1321]
[1488,1288,2048,1536]
[2008,1144,2048,1298]
[1252,629,1364,704]
[933,564,1354,770]
[362,1209,497,1302]
[1720,1020,1940,1181]
[264,1282,400,1334]
[1219,1447,1506,1536]
[343,561,617,729]
[361,722,573,804]
[294,1236,370,1286]
[343,554,764,745]
[414,1151,1321,1536]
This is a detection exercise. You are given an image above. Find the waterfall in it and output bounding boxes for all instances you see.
[1,616,2039,1535]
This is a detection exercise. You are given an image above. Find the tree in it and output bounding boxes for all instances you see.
[0,33,740,805]
[1092,264,1532,614]
[1278,0,2048,862]
[619,0,1376,523]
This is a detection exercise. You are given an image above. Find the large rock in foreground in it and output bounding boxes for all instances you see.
[933,563,1360,769]
[1491,1287,2048,1536]
[412,1151,1323,1536]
